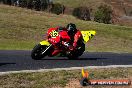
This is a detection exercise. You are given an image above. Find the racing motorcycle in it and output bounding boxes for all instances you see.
[31,30,96,60]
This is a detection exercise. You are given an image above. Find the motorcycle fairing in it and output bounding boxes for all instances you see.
[40,31,96,46]
[81,31,96,43]
[40,40,50,46]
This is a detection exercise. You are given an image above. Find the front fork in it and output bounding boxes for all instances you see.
[41,44,52,55]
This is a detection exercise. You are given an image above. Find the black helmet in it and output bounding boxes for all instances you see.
[57,26,64,32]
[66,23,77,35]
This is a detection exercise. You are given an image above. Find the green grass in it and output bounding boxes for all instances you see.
[0,68,132,88]
[0,39,36,50]
[0,5,132,52]
[53,0,104,9]
[53,0,105,15]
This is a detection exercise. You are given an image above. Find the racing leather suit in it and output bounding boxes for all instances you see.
[47,27,82,56]
[72,30,82,49]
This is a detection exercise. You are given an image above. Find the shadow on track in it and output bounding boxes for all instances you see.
[0,63,16,66]
[39,57,107,60]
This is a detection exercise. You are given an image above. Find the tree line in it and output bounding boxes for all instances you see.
[73,4,113,24]
[0,0,113,24]
[0,0,65,13]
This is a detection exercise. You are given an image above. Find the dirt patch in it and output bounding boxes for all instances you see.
[65,79,83,88]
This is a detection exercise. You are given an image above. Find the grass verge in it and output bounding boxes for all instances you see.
[0,67,132,88]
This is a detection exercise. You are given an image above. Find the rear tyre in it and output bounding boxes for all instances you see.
[31,44,48,60]
[67,51,79,60]
[67,43,85,59]
[77,42,85,56]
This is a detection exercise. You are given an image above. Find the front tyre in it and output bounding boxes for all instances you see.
[31,44,48,60]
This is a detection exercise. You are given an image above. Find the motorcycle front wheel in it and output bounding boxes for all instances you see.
[31,44,50,60]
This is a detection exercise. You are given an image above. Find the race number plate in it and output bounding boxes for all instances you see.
[50,30,59,38]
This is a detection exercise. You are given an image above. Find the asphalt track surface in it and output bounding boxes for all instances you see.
[0,50,132,72]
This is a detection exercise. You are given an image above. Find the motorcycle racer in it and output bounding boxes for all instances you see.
[47,23,83,56]
[31,23,96,60]
[66,23,83,50]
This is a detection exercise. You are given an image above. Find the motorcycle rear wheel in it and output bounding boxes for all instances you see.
[67,51,79,59]
[31,44,49,60]
[67,43,85,59]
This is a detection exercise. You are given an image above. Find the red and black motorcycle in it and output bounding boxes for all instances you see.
[31,29,96,60]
